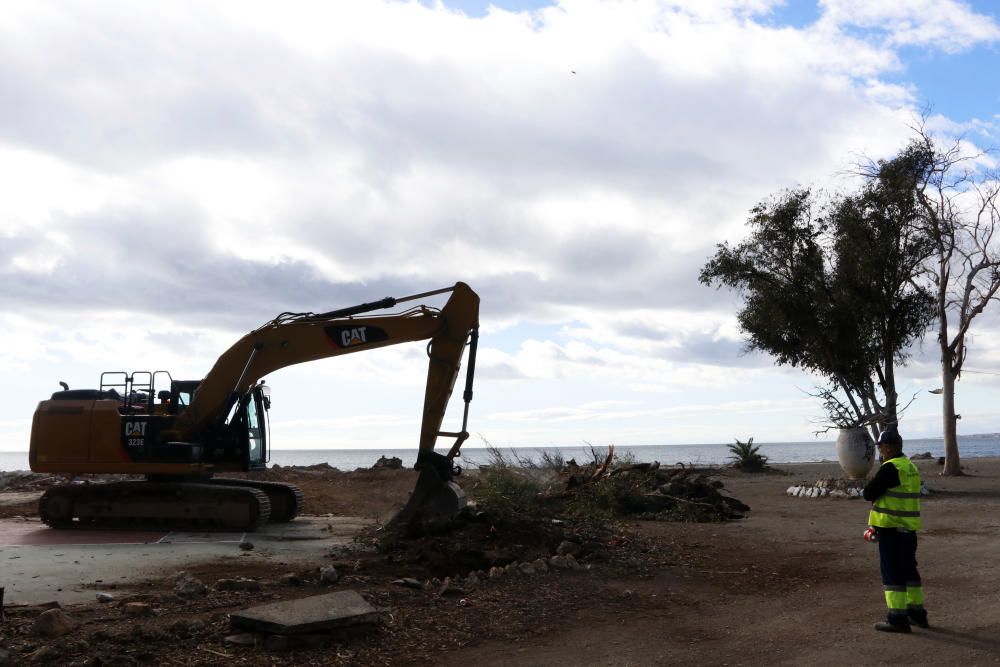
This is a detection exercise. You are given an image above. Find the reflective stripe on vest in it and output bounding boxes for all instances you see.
[869,456,922,531]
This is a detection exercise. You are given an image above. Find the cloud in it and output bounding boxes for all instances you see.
[2,1,996,447]
[819,0,1000,53]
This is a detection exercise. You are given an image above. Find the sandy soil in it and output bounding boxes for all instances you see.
[2,456,999,665]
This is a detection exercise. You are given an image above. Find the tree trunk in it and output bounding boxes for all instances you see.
[941,362,963,476]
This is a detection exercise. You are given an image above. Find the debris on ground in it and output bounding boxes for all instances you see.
[787,477,931,499]
[0,461,731,665]
[549,451,751,521]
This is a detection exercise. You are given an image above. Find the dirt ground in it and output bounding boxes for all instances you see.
[2,456,999,665]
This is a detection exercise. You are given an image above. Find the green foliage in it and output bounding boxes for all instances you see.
[469,445,543,515]
[727,437,768,472]
[563,474,646,520]
[699,147,939,427]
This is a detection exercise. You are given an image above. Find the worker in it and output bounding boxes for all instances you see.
[863,428,927,633]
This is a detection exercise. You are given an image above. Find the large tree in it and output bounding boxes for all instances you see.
[700,151,937,434]
[883,126,1000,476]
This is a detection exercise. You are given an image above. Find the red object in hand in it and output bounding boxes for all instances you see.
[863,527,878,543]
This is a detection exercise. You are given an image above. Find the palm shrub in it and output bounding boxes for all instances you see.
[728,437,768,472]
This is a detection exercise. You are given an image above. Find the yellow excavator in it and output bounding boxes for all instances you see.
[29,282,480,532]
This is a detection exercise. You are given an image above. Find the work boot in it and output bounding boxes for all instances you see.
[874,621,912,634]
[908,609,929,629]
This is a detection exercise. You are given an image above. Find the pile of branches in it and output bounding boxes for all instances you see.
[552,447,750,522]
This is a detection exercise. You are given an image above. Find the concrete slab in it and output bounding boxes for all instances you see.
[0,516,371,606]
[0,522,167,546]
[230,590,383,635]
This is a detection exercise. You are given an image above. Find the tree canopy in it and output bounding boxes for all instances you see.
[700,148,938,431]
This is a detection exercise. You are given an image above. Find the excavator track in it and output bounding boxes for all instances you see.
[209,479,304,522]
[39,482,271,531]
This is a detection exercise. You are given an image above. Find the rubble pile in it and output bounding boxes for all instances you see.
[787,477,932,499]
[552,451,750,522]
[787,477,867,499]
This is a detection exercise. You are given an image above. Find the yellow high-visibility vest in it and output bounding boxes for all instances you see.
[869,456,921,531]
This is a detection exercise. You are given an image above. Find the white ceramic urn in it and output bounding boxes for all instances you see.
[836,427,876,479]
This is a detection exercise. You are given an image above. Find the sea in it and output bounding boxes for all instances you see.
[4,434,1000,472]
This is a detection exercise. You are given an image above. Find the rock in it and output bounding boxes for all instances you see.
[533,558,549,572]
[236,577,260,593]
[372,455,403,470]
[920,482,932,496]
[786,486,799,496]
[215,577,260,592]
[517,562,537,576]
[487,566,504,579]
[319,565,340,585]
[174,573,207,598]
[239,541,254,551]
[123,602,153,617]
[391,578,424,589]
[279,573,303,586]
[96,592,114,603]
[437,577,464,597]
[564,554,585,571]
[549,555,569,570]
[464,572,481,589]
[33,608,78,637]
[224,633,257,647]
[556,540,582,557]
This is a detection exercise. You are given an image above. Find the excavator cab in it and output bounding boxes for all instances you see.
[228,382,269,470]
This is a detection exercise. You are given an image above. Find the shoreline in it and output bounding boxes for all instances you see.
[4,453,999,476]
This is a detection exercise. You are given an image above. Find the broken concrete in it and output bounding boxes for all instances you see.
[229,590,384,635]
[33,608,78,637]
[318,565,339,585]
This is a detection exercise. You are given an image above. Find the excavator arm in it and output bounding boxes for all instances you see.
[176,282,479,457]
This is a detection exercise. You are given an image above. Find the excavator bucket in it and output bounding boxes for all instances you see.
[388,452,466,535]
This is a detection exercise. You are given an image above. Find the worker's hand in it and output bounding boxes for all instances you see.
[863,527,878,543]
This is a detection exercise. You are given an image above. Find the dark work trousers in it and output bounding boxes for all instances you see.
[877,528,922,624]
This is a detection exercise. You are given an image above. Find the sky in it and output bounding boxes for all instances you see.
[2,0,1000,453]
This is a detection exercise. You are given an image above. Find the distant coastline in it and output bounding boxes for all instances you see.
[4,434,1000,472]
